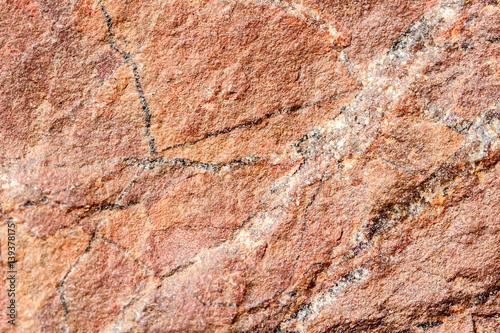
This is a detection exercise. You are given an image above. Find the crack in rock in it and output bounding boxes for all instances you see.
[101,4,156,156]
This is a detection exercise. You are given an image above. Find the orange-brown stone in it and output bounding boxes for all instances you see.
[1,0,499,332]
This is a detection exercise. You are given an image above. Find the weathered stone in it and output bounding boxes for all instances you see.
[0,0,499,332]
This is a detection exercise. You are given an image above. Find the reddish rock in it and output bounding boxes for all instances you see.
[0,0,499,332]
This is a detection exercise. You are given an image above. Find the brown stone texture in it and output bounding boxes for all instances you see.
[1,0,499,332]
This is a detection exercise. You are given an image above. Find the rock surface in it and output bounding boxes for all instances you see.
[1,0,499,332]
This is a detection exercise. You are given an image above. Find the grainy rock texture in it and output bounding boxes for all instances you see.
[1,0,499,332]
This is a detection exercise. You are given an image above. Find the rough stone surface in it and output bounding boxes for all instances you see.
[1,0,499,332]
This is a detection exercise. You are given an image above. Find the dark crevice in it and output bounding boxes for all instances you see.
[16,196,48,212]
[472,315,478,333]
[416,320,443,331]
[20,196,48,207]
[288,177,325,286]
[6,147,282,174]
[68,200,140,217]
[158,261,197,281]
[159,91,354,153]
[193,292,239,308]
[57,230,98,333]
[437,36,500,52]
[138,155,266,173]
[47,200,141,236]
[148,225,234,232]
[101,5,156,156]
[387,16,429,55]
[56,284,69,333]
[0,196,50,220]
